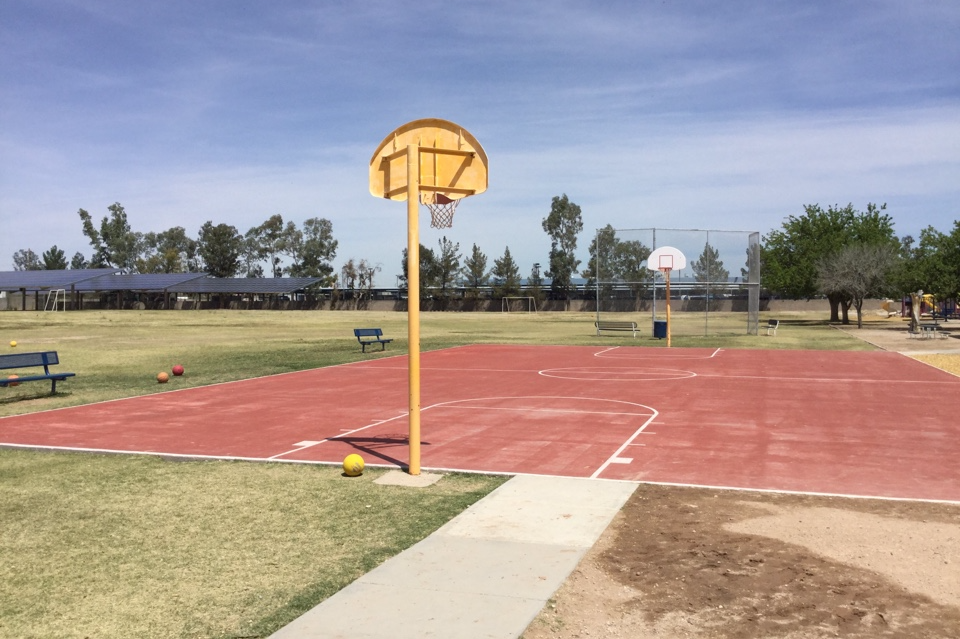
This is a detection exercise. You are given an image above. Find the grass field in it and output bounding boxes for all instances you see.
[0,309,892,638]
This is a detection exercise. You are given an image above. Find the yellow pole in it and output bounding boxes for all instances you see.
[665,269,671,348]
[406,144,421,475]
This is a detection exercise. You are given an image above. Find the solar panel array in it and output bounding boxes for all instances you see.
[170,277,325,294]
[0,270,325,295]
[71,273,208,292]
[0,269,119,291]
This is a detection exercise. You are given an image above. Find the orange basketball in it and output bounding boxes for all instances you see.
[157,372,169,383]
[7,374,19,387]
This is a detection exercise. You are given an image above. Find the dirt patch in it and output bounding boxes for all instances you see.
[523,326,960,638]
[523,487,960,638]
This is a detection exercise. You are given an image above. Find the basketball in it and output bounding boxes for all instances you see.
[172,365,184,376]
[157,372,169,383]
[9,341,16,348]
[7,374,19,387]
[343,453,364,476]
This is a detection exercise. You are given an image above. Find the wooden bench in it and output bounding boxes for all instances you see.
[595,321,638,337]
[766,319,779,336]
[0,351,76,395]
[354,328,394,353]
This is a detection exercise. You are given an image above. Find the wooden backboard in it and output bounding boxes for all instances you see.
[369,118,488,203]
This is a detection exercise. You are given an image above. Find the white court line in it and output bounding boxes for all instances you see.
[447,406,654,417]
[268,412,409,460]
[593,346,723,360]
[591,408,660,479]
[697,373,960,384]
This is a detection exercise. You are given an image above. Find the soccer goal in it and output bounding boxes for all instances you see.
[44,289,66,312]
[501,296,537,313]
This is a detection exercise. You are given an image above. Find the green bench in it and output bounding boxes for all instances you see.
[354,328,394,353]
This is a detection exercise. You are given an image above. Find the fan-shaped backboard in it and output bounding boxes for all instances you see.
[369,118,488,202]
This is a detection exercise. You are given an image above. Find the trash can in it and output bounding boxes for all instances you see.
[653,320,667,339]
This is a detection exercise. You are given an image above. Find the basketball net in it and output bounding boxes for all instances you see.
[421,192,459,228]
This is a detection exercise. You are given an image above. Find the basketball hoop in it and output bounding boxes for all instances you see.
[421,192,459,228]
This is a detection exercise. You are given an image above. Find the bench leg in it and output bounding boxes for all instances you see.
[50,379,57,395]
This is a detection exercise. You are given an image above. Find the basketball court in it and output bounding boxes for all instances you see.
[2,344,959,503]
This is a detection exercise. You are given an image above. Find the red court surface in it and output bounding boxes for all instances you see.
[2,345,959,503]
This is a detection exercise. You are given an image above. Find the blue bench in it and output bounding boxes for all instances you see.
[0,351,76,395]
[354,328,394,353]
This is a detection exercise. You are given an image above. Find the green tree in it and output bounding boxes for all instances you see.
[542,194,583,300]
[285,217,338,283]
[435,236,461,303]
[491,246,522,298]
[401,244,440,301]
[582,225,618,288]
[137,227,197,273]
[889,225,960,303]
[691,243,730,310]
[460,244,489,300]
[762,203,897,323]
[245,214,287,277]
[197,222,243,278]
[616,239,653,304]
[12,248,41,271]
[527,262,545,302]
[78,203,141,270]
[41,245,68,270]
[69,252,88,270]
[583,226,652,308]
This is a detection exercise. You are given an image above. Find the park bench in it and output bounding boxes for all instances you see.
[766,319,779,336]
[595,321,638,338]
[0,351,76,395]
[354,328,394,353]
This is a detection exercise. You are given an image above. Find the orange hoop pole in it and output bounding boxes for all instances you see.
[665,269,672,348]
[406,144,421,475]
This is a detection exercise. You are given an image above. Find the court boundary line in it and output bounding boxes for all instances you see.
[594,346,723,360]
[5,446,957,507]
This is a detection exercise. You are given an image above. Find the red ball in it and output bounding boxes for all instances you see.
[171,365,184,376]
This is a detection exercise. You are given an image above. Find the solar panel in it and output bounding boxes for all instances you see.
[72,273,208,292]
[0,269,120,292]
[170,277,326,294]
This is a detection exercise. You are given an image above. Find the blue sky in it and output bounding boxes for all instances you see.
[2,0,958,285]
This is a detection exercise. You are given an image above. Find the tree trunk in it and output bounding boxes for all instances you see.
[827,294,842,323]
[841,299,852,325]
[855,297,864,328]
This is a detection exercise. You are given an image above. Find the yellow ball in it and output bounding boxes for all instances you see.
[343,453,364,477]
[9,341,16,348]
[157,371,169,383]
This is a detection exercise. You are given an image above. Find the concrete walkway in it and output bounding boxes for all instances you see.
[269,474,637,639]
